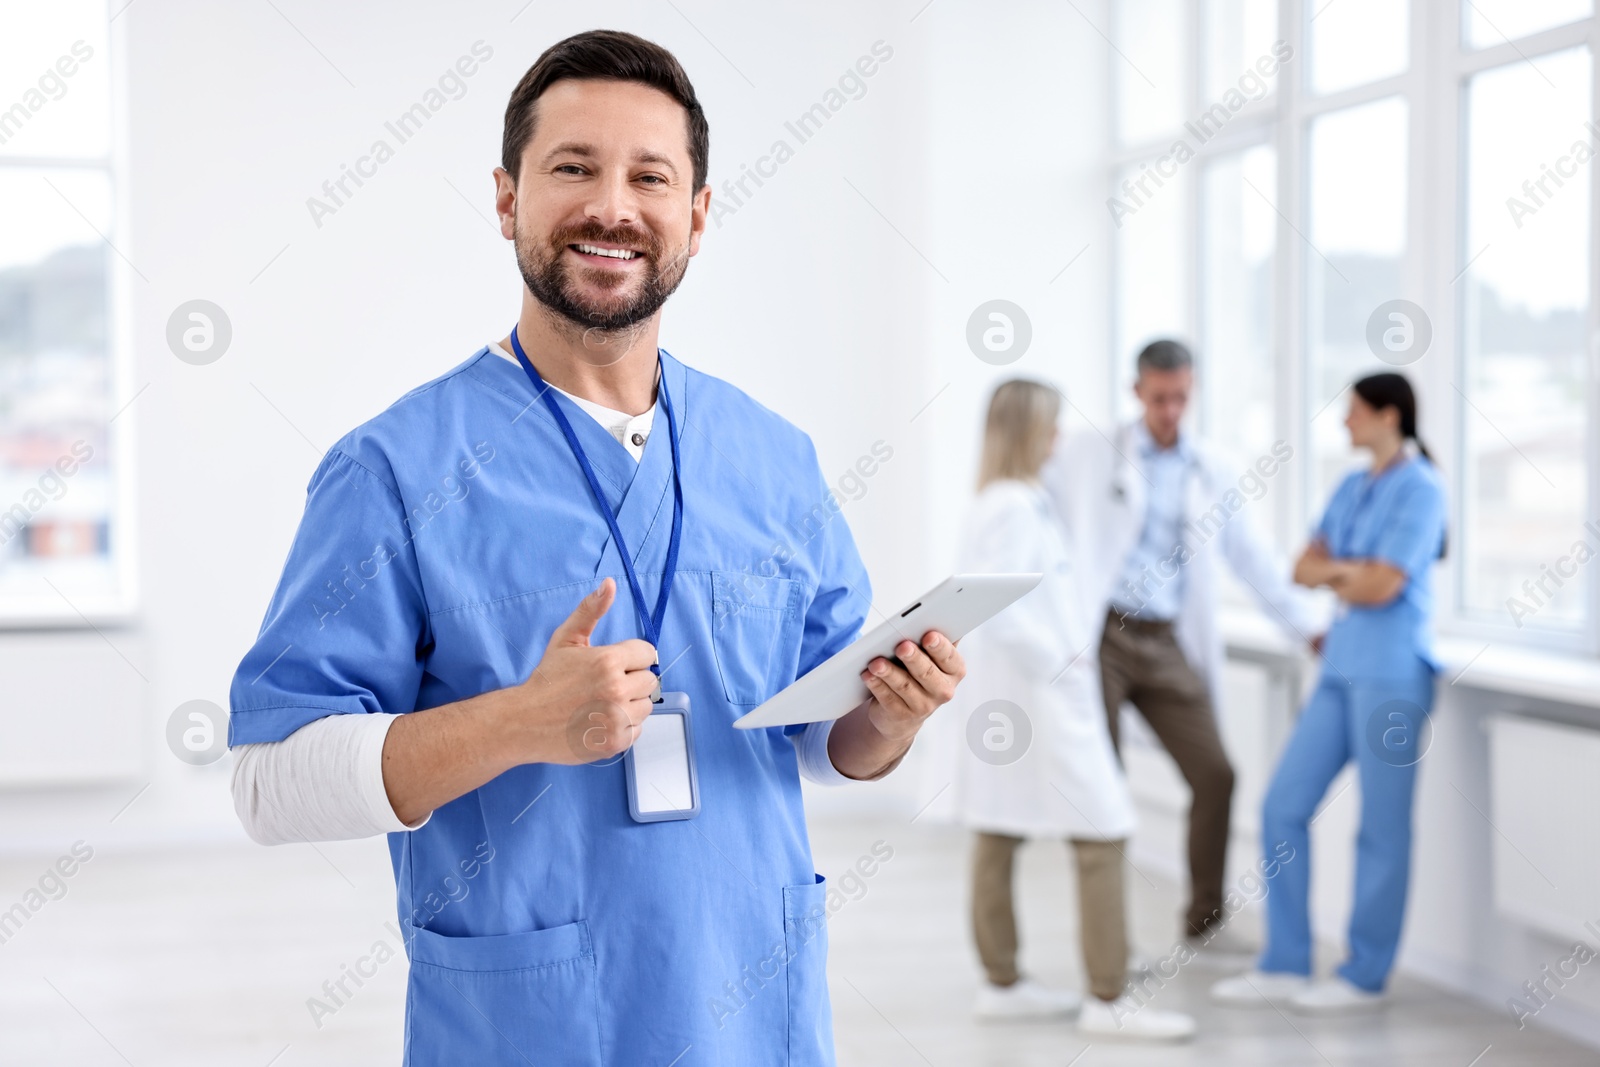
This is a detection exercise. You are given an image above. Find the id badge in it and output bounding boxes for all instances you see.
[624,692,700,823]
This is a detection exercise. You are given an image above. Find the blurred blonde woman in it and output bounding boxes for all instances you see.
[949,379,1194,1041]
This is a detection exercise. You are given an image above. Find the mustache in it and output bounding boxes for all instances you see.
[551,221,664,259]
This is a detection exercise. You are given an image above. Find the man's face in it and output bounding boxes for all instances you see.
[500,78,710,335]
[1133,366,1193,444]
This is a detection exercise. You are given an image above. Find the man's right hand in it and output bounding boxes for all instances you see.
[380,578,659,827]
[512,578,660,765]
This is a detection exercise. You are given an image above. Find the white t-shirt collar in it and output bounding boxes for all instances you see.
[488,340,657,462]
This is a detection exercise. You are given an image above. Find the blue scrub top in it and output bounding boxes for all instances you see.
[1313,452,1446,679]
[228,347,869,1066]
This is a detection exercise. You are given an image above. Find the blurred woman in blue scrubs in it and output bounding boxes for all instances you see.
[1212,372,1446,1015]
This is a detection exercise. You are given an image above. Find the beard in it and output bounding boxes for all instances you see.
[515,218,690,332]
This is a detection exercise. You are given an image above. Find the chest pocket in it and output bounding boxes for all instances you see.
[710,572,803,706]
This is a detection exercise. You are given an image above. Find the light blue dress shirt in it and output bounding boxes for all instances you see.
[1109,421,1195,621]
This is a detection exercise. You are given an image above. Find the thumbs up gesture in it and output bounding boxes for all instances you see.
[513,578,661,764]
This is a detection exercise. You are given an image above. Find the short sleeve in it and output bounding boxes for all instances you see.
[1370,471,1446,579]
[782,453,872,741]
[228,449,431,746]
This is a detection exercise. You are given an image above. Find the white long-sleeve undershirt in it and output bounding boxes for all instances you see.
[232,708,848,845]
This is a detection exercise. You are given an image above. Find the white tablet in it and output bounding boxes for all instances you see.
[732,573,1043,730]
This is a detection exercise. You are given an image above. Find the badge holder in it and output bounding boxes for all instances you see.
[624,692,700,823]
[510,325,694,825]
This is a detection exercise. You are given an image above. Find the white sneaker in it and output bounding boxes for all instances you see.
[1210,969,1311,1006]
[1183,924,1259,971]
[973,977,1080,1020]
[1077,994,1196,1042]
[1289,977,1387,1015]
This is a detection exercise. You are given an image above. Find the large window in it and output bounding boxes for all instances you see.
[0,0,127,623]
[1109,0,1282,519]
[1199,145,1276,462]
[1463,0,1591,49]
[1304,96,1408,510]
[1108,0,1600,650]
[1307,0,1408,94]
[1113,0,1189,146]
[1112,158,1190,420]
[1460,46,1591,627]
[1202,0,1278,99]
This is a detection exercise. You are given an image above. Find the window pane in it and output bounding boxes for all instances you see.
[1460,48,1591,627]
[1465,0,1592,49]
[1113,160,1189,420]
[1203,0,1279,100]
[1114,0,1187,144]
[0,0,111,160]
[1305,97,1407,512]
[1200,145,1277,465]
[1309,0,1408,95]
[0,168,117,611]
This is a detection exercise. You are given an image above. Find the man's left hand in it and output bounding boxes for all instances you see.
[859,630,966,745]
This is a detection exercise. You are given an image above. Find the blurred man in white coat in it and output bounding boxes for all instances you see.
[1043,339,1319,962]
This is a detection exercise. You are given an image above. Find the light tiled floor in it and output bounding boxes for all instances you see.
[814,819,1595,1067]
[0,817,1591,1065]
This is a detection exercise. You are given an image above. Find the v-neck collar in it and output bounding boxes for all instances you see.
[616,351,685,566]
[475,345,689,578]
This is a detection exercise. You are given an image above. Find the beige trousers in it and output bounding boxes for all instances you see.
[970,832,1129,1002]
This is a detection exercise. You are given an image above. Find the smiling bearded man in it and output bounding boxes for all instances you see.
[227,28,966,1067]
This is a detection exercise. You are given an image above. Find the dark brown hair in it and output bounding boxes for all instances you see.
[501,29,709,192]
[1352,372,1430,462]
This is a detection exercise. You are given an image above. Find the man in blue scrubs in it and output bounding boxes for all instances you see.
[228,30,965,1066]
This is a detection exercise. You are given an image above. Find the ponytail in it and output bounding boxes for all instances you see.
[1353,372,1424,456]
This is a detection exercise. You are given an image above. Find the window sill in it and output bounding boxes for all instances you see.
[1219,606,1600,711]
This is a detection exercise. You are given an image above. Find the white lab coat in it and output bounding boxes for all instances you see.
[919,479,1137,840]
[1041,420,1319,716]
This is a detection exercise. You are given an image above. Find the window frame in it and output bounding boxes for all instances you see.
[0,0,137,628]
[1106,0,1600,654]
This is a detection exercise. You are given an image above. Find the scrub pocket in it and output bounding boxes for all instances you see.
[711,572,802,705]
[402,918,601,1067]
[783,875,836,1066]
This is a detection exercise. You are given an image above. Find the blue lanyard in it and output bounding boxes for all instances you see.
[508,326,683,672]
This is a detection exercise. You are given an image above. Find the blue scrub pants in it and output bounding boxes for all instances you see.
[1257,666,1436,991]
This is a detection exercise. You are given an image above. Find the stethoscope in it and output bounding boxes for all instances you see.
[1109,422,1201,504]
[1330,448,1417,552]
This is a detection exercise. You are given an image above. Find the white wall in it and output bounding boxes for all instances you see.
[811,0,1114,817]
[1402,685,1600,1047]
